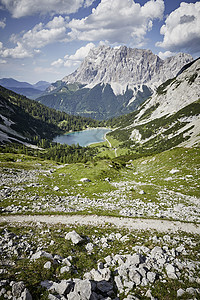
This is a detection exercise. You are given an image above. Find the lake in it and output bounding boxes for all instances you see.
[53,128,111,147]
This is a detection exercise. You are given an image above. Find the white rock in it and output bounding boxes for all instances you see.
[65,231,83,244]
[80,178,91,183]
[85,243,94,252]
[44,261,51,269]
[21,288,32,300]
[177,288,185,297]
[147,271,156,283]
[60,266,70,274]
[53,186,60,191]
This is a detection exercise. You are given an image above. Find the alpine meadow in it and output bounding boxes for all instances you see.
[0,0,200,299]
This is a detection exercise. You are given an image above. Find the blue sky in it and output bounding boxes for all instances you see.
[0,0,199,84]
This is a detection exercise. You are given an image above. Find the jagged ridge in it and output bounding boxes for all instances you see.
[39,46,193,120]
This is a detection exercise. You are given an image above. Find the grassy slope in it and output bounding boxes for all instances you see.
[0,146,199,219]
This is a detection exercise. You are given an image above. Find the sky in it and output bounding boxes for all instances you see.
[0,0,199,84]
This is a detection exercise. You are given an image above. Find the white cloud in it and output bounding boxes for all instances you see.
[156,2,200,55]
[51,58,64,67]
[0,18,6,29]
[0,59,6,64]
[0,42,33,58]
[52,42,95,68]
[68,0,165,45]
[0,16,69,59]
[158,50,175,60]
[0,0,85,18]
[66,42,95,60]
[84,0,96,7]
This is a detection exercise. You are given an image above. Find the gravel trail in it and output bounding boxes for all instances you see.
[0,215,200,234]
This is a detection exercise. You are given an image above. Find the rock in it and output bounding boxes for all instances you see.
[177,288,185,297]
[60,266,70,274]
[147,271,157,283]
[50,280,73,295]
[62,258,72,267]
[65,231,84,244]
[85,243,94,253]
[126,254,144,267]
[139,190,145,195]
[31,250,53,260]
[165,264,178,279]
[70,279,92,300]
[114,276,124,293]
[169,169,179,174]
[96,281,113,293]
[48,294,60,300]
[67,291,81,300]
[53,186,60,191]
[145,289,153,298]
[89,268,111,281]
[21,288,32,300]
[41,280,53,290]
[12,281,25,298]
[129,269,142,285]
[186,287,196,295]
[44,261,52,269]
[80,178,91,183]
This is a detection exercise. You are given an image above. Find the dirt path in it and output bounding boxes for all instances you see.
[1,215,200,234]
[104,135,112,148]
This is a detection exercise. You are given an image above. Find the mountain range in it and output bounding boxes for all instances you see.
[37,46,193,120]
[0,56,199,152]
[107,58,200,153]
[0,78,50,99]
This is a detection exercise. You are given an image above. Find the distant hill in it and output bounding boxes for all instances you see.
[0,78,50,99]
[37,46,193,120]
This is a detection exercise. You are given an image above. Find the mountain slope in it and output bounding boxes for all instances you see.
[107,58,200,153]
[0,78,50,99]
[37,46,193,120]
[0,86,101,145]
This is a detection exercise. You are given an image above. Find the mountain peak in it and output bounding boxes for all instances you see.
[62,46,193,96]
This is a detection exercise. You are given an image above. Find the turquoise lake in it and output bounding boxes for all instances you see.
[53,128,111,147]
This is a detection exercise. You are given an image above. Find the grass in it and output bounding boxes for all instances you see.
[0,222,199,299]
[0,147,199,222]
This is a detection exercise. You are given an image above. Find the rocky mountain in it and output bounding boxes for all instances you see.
[108,58,200,152]
[0,78,50,99]
[37,46,193,120]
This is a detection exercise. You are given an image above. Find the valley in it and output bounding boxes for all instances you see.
[0,52,199,300]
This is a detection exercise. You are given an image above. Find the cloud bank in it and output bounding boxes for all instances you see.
[0,0,94,18]
[157,2,200,55]
[51,42,95,68]
[0,16,69,58]
[68,0,165,45]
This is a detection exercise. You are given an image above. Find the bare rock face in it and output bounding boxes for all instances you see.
[62,45,193,96]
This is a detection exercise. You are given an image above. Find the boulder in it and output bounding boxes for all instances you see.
[21,288,32,300]
[96,281,113,293]
[60,266,70,274]
[129,269,142,285]
[65,231,84,245]
[44,261,51,269]
[12,281,25,298]
[177,288,185,297]
[31,250,53,260]
[165,264,178,279]
[68,279,92,300]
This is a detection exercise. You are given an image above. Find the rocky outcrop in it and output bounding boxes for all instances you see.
[62,46,193,96]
